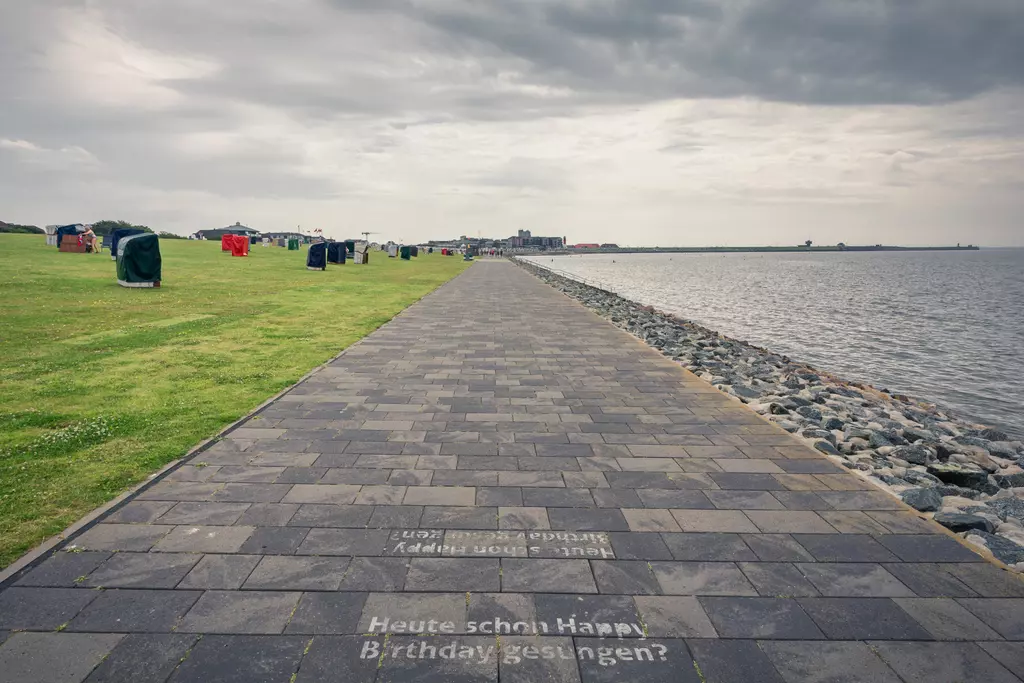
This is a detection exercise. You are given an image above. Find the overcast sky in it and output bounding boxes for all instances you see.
[2,0,1023,246]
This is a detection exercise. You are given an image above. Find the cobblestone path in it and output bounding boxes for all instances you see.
[2,260,1023,682]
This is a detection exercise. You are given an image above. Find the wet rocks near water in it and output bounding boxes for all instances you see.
[901,488,942,512]
[518,258,1024,570]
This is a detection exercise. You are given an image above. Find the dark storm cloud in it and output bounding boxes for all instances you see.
[379,0,1024,107]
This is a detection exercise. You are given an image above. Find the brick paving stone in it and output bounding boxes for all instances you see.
[14,550,112,587]
[957,599,1024,638]
[940,562,1024,597]
[0,633,125,683]
[634,596,716,637]
[870,641,1019,683]
[795,563,914,597]
[592,560,662,594]
[376,635,498,683]
[297,528,389,556]
[178,554,262,589]
[637,489,714,509]
[478,487,524,506]
[72,524,174,551]
[404,486,476,506]
[979,642,1024,679]
[881,563,977,597]
[0,587,99,630]
[178,591,301,634]
[293,636,380,683]
[236,502,300,526]
[84,552,199,588]
[83,633,199,683]
[238,526,309,554]
[499,635,581,683]
[498,507,550,530]
[739,562,820,597]
[243,556,350,590]
[876,534,985,563]
[670,510,759,533]
[104,501,176,523]
[792,534,900,562]
[67,589,201,633]
[687,639,787,683]
[284,592,367,633]
[707,491,785,510]
[608,532,674,560]
[745,511,837,534]
[892,597,1002,640]
[651,562,757,596]
[760,641,902,683]
[798,597,932,639]
[152,525,255,553]
[699,597,824,639]
[405,558,500,591]
[547,508,629,531]
[501,559,597,593]
[421,506,497,529]
[662,533,758,562]
[288,503,373,528]
[340,557,409,591]
[281,483,360,504]
[168,634,307,683]
[368,505,424,528]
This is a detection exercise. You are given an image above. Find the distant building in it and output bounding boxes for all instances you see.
[600,243,619,249]
[571,243,600,249]
[505,230,563,250]
[194,222,261,240]
[263,232,307,242]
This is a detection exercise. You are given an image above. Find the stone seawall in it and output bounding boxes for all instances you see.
[516,258,1024,568]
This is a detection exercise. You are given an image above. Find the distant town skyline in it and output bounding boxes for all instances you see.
[2,1,1023,246]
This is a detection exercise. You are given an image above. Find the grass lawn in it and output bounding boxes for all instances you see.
[0,234,469,567]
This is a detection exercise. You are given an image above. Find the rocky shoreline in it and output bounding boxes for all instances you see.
[516,258,1024,569]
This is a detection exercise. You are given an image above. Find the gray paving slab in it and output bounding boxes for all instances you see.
[1,261,1006,682]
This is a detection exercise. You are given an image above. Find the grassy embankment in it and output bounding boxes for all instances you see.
[0,235,469,567]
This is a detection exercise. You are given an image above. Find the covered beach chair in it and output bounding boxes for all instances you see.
[345,240,355,257]
[110,228,148,261]
[307,242,327,270]
[229,234,249,257]
[221,234,232,251]
[288,238,300,251]
[400,245,411,260]
[116,233,161,287]
[327,242,346,264]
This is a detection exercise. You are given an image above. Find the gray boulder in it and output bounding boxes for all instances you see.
[822,416,845,431]
[814,440,841,456]
[936,485,982,500]
[995,473,1024,489]
[900,487,942,512]
[966,530,1024,564]
[988,498,1024,521]
[933,512,996,534]
[891,444,935,466]
[926,463,990,490]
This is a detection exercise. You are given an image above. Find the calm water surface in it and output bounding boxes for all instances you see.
[525,250,1024,437]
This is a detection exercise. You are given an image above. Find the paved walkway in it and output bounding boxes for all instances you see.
[2,261,1024,683]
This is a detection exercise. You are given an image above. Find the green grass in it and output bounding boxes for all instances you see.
[0,235,468,567]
